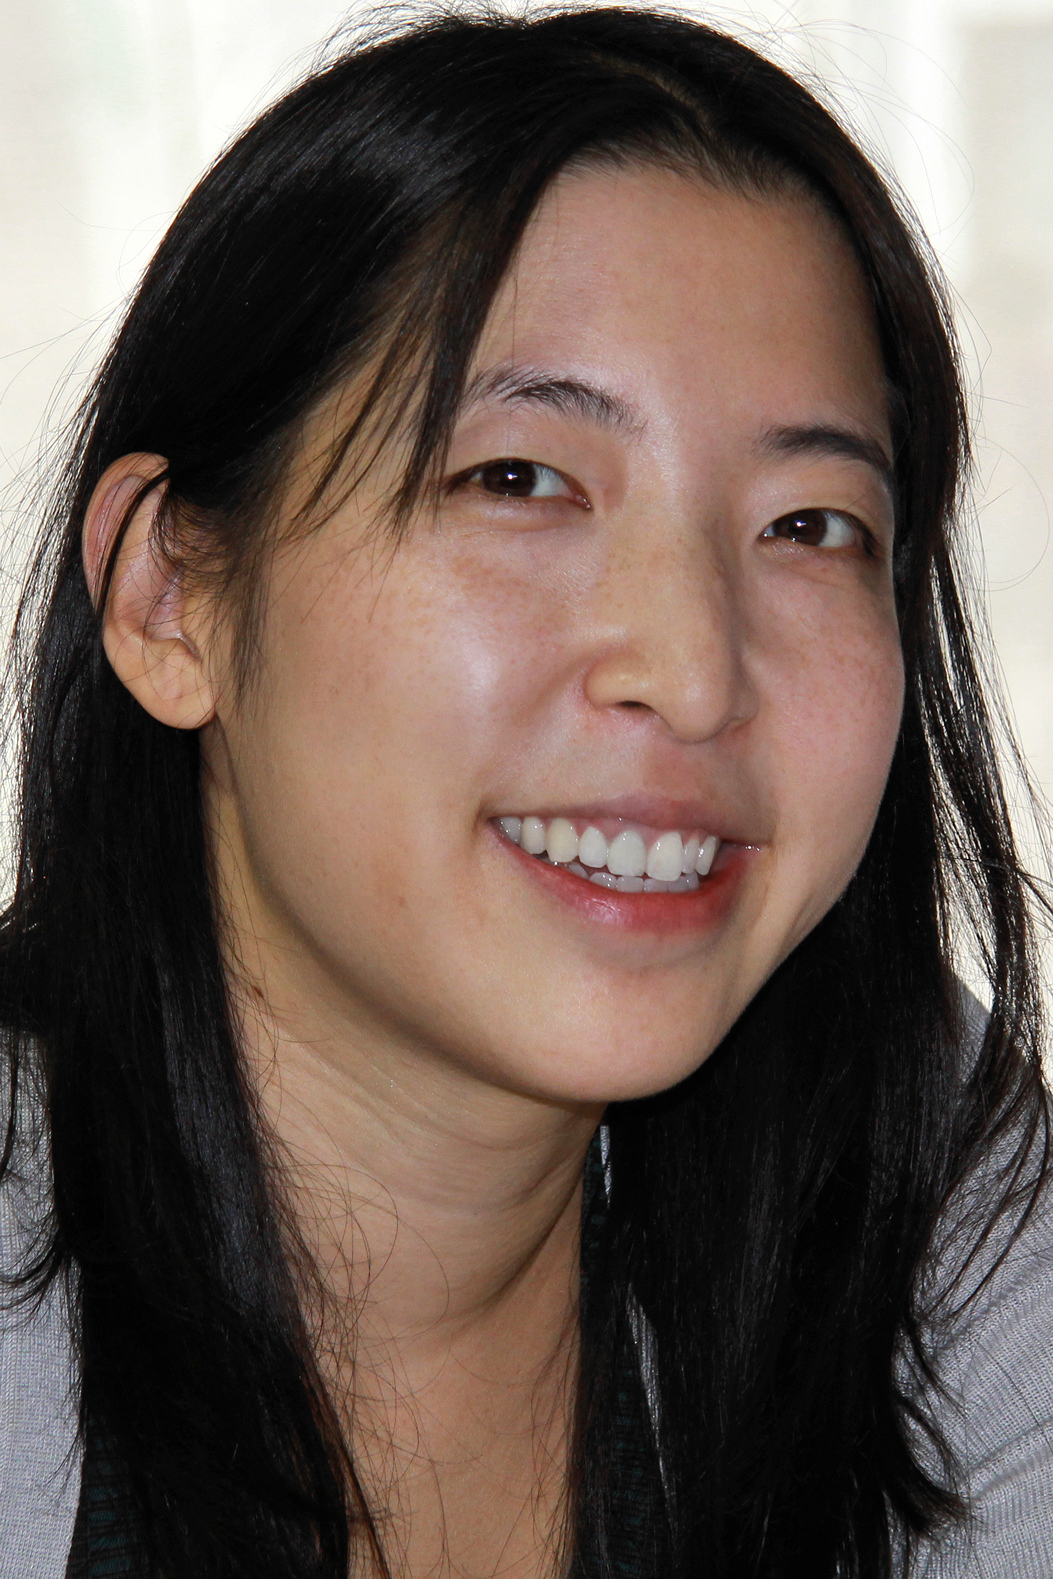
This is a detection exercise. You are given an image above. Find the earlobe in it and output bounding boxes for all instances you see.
[83,454,218,731]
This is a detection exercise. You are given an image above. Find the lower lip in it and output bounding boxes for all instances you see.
[497,832,750,935]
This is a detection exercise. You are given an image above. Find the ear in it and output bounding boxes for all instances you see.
[83,454,218,730]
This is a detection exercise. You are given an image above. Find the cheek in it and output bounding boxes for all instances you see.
[355,566,566,781]
[249,543,568,855]
[755,586,904,914]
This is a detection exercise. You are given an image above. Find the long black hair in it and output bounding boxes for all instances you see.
[1,7,1046,1576]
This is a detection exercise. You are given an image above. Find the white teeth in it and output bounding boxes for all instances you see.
[696,834,719,876]
[546,816,579,864]
[520,815,547,855]
[578,826,609,869]
[500,813,720,889]
[646,831,684,881]
[607,829,647,878]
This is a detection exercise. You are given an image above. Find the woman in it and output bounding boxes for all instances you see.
[0,6,1050,1576]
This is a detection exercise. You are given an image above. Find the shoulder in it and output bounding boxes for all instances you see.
[908,1101,1053,1576]
[0,1047,81,1578]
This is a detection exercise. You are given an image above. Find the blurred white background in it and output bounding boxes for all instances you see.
[1,0,1051,854]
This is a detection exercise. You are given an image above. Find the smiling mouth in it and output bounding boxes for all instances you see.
[494,814,721,893]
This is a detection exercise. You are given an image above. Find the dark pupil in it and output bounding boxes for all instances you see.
[779,509,825,544]
[480,460,536,496]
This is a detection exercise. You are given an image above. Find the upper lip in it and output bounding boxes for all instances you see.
[492,794,755,844]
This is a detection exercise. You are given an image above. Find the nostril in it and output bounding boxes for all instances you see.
[619,700,647,710]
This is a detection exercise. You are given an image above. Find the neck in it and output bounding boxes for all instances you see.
[249,998,600,1352]
[243,981,601,1574]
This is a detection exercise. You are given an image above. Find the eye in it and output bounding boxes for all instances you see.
[762,508,870,552]
[465,459,580,502]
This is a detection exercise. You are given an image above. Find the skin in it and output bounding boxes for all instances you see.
[84,165,903,1577]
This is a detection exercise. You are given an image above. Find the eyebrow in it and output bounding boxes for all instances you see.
[461,371,894,488]
[462,364,641,433]
[758,423,894,491]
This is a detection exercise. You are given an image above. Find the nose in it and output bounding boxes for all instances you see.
[582,525,756,743]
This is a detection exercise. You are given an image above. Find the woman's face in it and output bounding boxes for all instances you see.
[203,164,902,1104]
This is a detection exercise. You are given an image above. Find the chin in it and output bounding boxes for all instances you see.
[498,1015,728,1107]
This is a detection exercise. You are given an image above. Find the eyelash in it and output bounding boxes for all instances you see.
[450,458,879,556]
[762,508,877,557]
[450,458,584,505]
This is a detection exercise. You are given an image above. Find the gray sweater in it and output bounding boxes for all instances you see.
[0,1115,80,1578]
[3,1125,1053,1575]
[900,1153,1053,1575]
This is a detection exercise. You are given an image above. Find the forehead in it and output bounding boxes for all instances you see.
[471,163,888,448]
